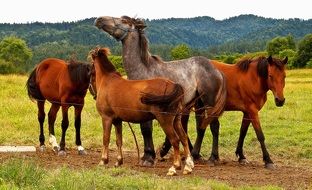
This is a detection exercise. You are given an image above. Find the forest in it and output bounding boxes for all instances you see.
[0,14,312,73]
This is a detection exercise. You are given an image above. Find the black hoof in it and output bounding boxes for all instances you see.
[239,158,249,165]
[140,159,155,167]
[265,163,275,169]
[58,150,67,156]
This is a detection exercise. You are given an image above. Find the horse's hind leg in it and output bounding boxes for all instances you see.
[208,119,220,165]
[114,121,123,167]
[58,105,69,156]
[173,115,194,175]
[74,105,86,155]
[159,113,191,159]
[48,103,60,152]
[37,101,46,151]
[235,113,251,164]
[99,118,112,166]
[159,119,181,176]
[191,100,207,160]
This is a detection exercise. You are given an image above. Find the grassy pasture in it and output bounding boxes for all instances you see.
[0,69,311,189]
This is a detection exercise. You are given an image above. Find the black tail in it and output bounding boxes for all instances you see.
[141,83,184,107]
[26,68,44,101]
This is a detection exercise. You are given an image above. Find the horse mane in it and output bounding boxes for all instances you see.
[67,60,91,84]
[90,47,118,74]
[236,56,269,78]
[121,16,161,65]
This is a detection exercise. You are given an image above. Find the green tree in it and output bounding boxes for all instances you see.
[294,33,312,68]
[266,35,296,56]
[170,44,191,60]
[0,36,33,72]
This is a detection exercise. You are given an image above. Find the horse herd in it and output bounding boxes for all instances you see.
[26,16,287,175]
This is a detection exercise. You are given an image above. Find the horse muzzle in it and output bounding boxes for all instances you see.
[275,97,285,107]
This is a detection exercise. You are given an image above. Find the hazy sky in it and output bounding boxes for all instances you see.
[1,0,311,23]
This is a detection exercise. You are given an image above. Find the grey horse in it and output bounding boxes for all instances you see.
[95,16,226,166]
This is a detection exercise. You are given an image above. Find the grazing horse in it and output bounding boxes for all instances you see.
[189,56,287,168]
[89,47,194,175]
[95,16,227,166]
[26,58,92,156]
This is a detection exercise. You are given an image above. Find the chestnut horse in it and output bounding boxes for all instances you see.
[89,47,194,175]
[189,56,287,168]
[26,58,92,156]
[95,16,226,166]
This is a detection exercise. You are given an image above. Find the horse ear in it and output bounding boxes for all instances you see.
[267,55,273,65]
[283,57,288,64]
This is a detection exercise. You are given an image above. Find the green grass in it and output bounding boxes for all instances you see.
[0,159,283,190]
[0,69,312,189]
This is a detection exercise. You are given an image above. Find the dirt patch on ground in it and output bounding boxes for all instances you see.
[0,148,311,189]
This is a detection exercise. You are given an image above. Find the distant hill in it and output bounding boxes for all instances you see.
[1,14,312,53]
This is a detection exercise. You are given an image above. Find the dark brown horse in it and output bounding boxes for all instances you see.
[90,47,194,175]
[95,16,227,166]
[188,56,287,168]
[26,58,92,156]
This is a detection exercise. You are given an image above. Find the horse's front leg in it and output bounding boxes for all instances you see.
[48,103,60,153]
[114,121,123,167]
[99,118,112,166]
[139,120,155,167]
[249,110,274,169]
[235,112,251,164]
[58,105,69,156]
[74,105,87,155]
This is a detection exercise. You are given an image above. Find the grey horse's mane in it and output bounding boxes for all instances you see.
[122,16,162,65]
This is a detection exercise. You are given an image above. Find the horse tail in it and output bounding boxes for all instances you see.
[201,72,227,128]
[26,67,44,101]
[141,83,184,108]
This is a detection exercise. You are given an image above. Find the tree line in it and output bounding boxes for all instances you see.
[0,14,312,73]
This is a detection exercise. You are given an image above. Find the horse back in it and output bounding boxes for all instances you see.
[210,60,267,112]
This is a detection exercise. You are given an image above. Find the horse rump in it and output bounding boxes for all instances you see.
[26,68,44,101]
[140,83,184,108]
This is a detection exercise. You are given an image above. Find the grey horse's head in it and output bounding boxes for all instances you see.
[94,16,146,41]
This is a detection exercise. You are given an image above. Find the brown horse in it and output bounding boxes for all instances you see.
[89,47,194,175]
[189,56,287,168]
[26,58,92,156]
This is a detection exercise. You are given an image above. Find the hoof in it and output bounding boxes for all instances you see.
[58,150,67,156]
[183,167,192,175]
[140,160,154,167]
[158,157,166,162]
[53,146,60,153]
[114,160,123,167]
[39,145,46,152]
[207,159,217,166]
[239,158,249,165]
[78,150,87,155]
[167,166,177,176]
[265,163,275,169]
[99,159,109,166]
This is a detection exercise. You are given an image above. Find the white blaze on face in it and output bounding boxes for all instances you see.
[49,135,59,148]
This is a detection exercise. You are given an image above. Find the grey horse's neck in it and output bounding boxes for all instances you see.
[122,32,151,80]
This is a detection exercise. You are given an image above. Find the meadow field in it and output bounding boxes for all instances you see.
[0,69,311,189]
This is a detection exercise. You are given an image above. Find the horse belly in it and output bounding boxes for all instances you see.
[115,110,154,123]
